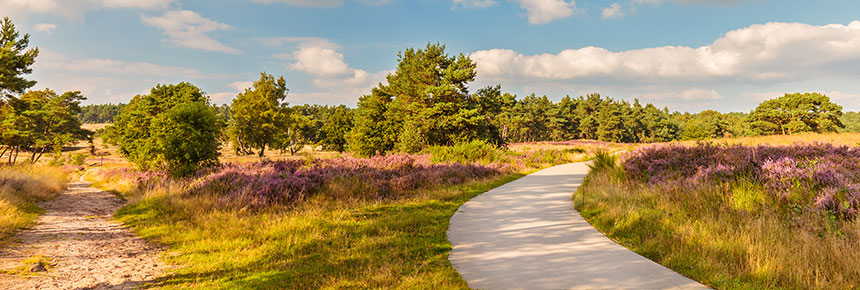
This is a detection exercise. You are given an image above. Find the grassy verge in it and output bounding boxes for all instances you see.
[114,173,525,289]
[0,165,67,241]
[576,150,860,290]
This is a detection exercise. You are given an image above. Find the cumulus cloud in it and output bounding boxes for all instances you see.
[141,10,239,54]
[250,0,396,7]
[641,88,723,101]
[470,21,860,84]
[33,23,58,34]
[31,49,207,104]
[282,39,389,104]
[515,0,576,24]
[602,3,623,19]
[1,0,174,20]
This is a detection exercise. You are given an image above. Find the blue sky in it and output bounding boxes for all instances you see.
[4,0,860,112]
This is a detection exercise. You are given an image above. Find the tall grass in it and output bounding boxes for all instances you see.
[577,143,860,289]
[93,146,585,289]
[0,165,67,240]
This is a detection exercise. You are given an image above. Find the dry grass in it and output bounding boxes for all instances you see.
[0,166,68,241]
[577,139,860,289]
[674,132,860,147]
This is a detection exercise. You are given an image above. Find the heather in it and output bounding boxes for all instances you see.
[0,165,67,241]
[104,147,583,288]
[624,143,860,219]
[576,142,860,289]
[189,153,508,209]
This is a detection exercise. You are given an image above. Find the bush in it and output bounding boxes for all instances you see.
[110,82,221,176]
[425,140,501,165]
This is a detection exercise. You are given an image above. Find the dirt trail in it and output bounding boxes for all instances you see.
[0,178,166,289]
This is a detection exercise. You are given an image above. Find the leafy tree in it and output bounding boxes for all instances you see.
[151,102,221,176]
[748,93,844,135]
[78,103,126,123]
[839,111,860,133]
[319,105,353,152]
[0,17,39,99]
[229,73,289,157]
[110,82,220,175]
[0,89,90,163]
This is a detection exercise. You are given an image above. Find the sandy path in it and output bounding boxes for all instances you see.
[447,163,708,290]
[0,179,166,289]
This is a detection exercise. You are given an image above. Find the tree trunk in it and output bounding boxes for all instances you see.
[258,146,265,157]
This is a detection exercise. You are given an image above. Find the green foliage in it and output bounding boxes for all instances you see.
[748,92,844,135]
[349,43,501,156]
[110,82,220,175]
[0,17,39,98]
[151,102,221,176]
[587,151,618,174]
[77,103,125,123]
[425,140,501,164]
[0,89,91,163]
[229,73,289,157]
[838,111,860,133]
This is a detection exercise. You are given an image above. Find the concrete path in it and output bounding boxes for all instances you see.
[447,163,708,290]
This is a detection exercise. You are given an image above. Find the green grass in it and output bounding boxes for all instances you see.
[576,169,860,290]
[115,173,526,289]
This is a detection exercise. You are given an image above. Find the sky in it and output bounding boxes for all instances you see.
[3,0,860,113]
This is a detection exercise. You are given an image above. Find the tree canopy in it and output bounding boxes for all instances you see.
[0,17,39,99]
[349,42,501,156]
[748,93,844,135]
[229,73,289,157]
[110,82,220,175]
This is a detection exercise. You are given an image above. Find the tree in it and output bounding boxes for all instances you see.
[0,17,39,99]
[349,42,500,155]
[151,102,221,176]
[349,93,393,156]
[110,82,220,175]
[748,93,844,135]
[0,89,90,163]
[229,73,289,157]
[319,105,352,152]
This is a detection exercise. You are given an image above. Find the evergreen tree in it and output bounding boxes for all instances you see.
[748,93,843,135]
[0,17,39,99]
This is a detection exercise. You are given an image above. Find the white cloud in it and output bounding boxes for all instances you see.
[31,49,208,104]
[470,21,860,84]
[228,81,254,92]
[1,0,174,20]
[452,0,497,8]
[515,0,576,24]
[641,88,723,101]
[602,3,623,19]
[141,10,239,54]
[282,39,389,104]
[291,46,353,77]
[33,23,58,34]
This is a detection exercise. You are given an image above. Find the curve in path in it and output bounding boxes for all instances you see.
[448,162,708,290]
[0,179,165,290]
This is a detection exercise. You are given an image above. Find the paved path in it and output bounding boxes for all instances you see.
[447,163,708,290]
[0,179,166,290]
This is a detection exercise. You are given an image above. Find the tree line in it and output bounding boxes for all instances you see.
[2,14,850,175]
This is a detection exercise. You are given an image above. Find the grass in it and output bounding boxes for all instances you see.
[114,173,525,289]
[575,142,860,289]
[0,165,67,242]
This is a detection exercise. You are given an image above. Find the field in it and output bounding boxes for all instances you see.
[79,138,608,289]
[576,134,860,289]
